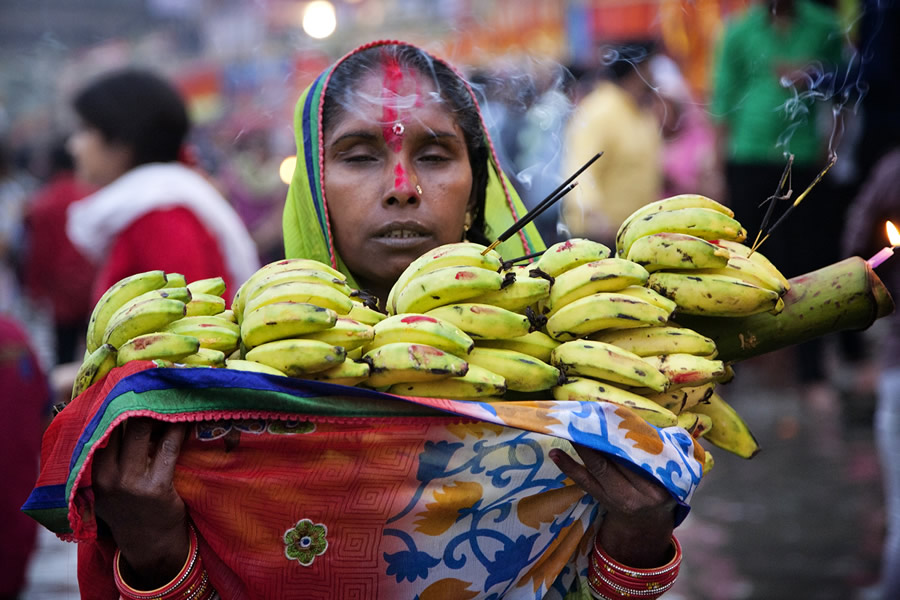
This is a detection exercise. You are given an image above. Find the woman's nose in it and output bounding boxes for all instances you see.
[382,160,419,207]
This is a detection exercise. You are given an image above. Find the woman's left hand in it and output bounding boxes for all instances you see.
[550,444,677,568]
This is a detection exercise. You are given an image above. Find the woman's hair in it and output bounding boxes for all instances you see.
[73,69,189,167]
[322,44,491,245]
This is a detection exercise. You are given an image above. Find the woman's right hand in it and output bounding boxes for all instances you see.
[92,418,190,589]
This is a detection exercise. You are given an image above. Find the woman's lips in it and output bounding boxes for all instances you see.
[372,222,433,247]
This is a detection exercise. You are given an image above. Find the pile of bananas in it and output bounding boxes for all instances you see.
[70,194,785,470]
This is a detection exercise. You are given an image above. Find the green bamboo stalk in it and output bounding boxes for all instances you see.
[674,257,895,363]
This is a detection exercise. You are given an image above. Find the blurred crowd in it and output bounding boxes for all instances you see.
[1,0,899,597]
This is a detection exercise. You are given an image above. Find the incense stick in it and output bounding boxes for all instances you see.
[482,152,603,255]
[752,154,794,250]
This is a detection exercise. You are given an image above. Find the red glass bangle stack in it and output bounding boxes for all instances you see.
[587,535,682,599]
[114,523,215,600]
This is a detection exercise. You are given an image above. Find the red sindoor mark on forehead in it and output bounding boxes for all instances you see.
[381,54,405,152]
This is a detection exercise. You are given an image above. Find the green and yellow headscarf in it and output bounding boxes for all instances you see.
[282,40,545,288]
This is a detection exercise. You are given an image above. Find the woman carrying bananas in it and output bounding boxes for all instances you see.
[86,42,686,599]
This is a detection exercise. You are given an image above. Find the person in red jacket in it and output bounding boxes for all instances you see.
[65,69,259,306]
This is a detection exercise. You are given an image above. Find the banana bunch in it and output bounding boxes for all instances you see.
[613,195,789,317]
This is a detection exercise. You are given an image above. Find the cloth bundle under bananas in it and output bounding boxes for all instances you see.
[72,272,234,400]
[616,194,790,317]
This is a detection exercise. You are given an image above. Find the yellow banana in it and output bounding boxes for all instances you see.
[71,343,117,400]
[116,332,200,366]
[387,242,503,315]
[245,339,346,376]
[240,301,338,349]
[347,302,387,325]
[243,280,353,316]
[535,238,611,278]
[86,270,168,352]
[710,239,791,292]
[363,342,469,388]
[552,377,678,427]
[180,347,226,367]
[185,293,226,317]
[691,255,788,295]
[543,258,649,315]
[469,266,551,312]
[242,268,352,308]
[617,207,747,258]
[233,258,347,318]
[225,359,286,377]
[551,340,669,392]
[388,364,506,399]
[302,317,375,351]
[642,353,727,389]
[162,273,187,288]
[367,314,473,356]
[614,285,678,314]
[643,383,716,414]
[691,391,760,458]
[219,309,237,324]
[545,292,671,341]
[103,297,187,349]
[475,331,560,363]
[466,347,560,392]
[677,411,713,438]
[187,276,226,297]
[615,194,734,254]
[648,271,780,317]
[625,232,731,272]
[163,316,241,352]
[309,358,371,386]
[425,303,532,340]
[395,265,504,315]
[125,286,192,305]
[589,326,717,357]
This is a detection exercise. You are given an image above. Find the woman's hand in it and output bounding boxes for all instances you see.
[550,444,677,568]
[92,418,189,589]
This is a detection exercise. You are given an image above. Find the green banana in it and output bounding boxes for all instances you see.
[545,292,671,341]
[394,265,504,315]
[71,343,117,400]
[691,255,788,295]
[535,238,611,278]
[116,332,200,366]
[542,258,649,315]
[243,281,353,317]
[233,258,347,319]
[551,340,669,392]
[162,273,187,288]
[224,359,287,376]
[367,314,473,356]
[615,194,734,254]
[86,270,168,352]
[124,286,192,305]
[710,239,791,292]
[388,242,503,315]
[614,285,678,314]
[363,342,469,388]
[642,353,727,389]
[302,317,375,351]
[552,377,678,427]
[347,302,387,325]
[163,316,241,352]
[103,297,187,349]
[185,293,226,317]
[475,331,560,363]
[388,364,506,399]
[240,301,338,349]
[180,347,226,367]
[617,207,747,258]
[425,303,531,340]
[466,347,560,392]
[219,309,237,323]
[643,383,716,414]
[691,391,760,458]
[625,232,731,272]
[245,338,346,376]
[648,271,780,317]
[186,276,227,297]
[309,358,371,386]
[468,265,551,312]
[590,326,717,357]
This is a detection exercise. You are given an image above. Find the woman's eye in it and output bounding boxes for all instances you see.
[419,153,450,163]
[344,154,377,163]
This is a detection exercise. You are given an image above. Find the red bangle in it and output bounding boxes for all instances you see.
[587,535,682,599]
[113,523,215,600]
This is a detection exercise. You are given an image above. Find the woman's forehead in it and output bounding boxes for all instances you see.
[331,70,445,121]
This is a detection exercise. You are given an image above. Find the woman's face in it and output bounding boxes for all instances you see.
[323,69,474,295]
[67,125,132,187]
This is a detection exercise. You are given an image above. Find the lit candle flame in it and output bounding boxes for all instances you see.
[887,221,900,247]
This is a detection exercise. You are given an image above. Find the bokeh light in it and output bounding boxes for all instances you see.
[302,1,337,39]
[279,156,297,184]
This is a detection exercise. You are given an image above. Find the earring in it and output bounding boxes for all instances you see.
[464,211,473,233]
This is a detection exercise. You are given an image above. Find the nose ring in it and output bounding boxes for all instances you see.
[415,184,423,195]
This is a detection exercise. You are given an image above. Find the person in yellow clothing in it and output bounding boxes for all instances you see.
[561,41,663,247]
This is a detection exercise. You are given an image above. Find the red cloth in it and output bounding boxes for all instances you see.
[23,173,97,325]
[92,207,235,305]
[0,316,50,596]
